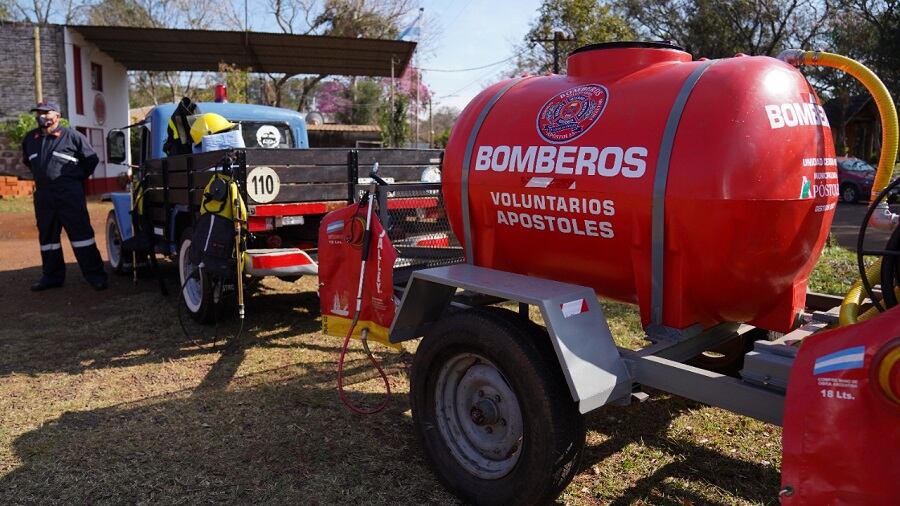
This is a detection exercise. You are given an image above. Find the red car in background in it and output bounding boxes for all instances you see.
[837,156,895,203]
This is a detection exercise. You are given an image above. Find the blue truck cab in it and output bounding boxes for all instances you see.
[136,102,309,163]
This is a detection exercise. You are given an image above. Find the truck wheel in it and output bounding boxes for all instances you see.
[410,308,584,505]
[178,227,215,323]
[106,210,126,274]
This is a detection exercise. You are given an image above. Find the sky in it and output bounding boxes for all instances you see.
[412,0,543,111]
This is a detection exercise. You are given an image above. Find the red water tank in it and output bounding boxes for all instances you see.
[443,42,837,333]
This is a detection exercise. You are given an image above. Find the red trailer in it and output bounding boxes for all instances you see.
[319,42,900,505]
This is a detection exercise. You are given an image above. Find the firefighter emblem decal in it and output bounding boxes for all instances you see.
[537,84,608,143]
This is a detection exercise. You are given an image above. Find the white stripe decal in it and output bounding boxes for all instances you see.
[52,151,78,163]
[560,298,587,318]
[71,237,96,248]
[204,218,215,251]
[525,177,553,188]
[40,243,62,251]
[816,353,865,369]
[28,153,37,160]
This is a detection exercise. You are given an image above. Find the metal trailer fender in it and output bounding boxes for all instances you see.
[389,263,633,413]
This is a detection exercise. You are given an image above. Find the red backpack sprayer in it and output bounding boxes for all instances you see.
[318,42,900,504]
[319,163,397,414]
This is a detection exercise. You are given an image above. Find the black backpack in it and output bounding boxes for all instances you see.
[190,213,235,278]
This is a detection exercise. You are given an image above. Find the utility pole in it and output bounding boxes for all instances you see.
[34,26,43,103]
[415,67,420,146]
[428,97,433,147]
[530,31,576,74]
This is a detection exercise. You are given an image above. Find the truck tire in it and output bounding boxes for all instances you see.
[178,227,216,323]
[106,210,127,274]
[410,308,584,505]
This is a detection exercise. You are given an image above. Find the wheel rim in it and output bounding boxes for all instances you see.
[434,352,524,479]
[106,216,122,268]
[179,238,203,312]
[844,187,856,202]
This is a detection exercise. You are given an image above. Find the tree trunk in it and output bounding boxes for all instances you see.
[297,74,327,112]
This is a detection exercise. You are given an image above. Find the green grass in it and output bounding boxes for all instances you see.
[808,236,862,296]
[0,196,33,213]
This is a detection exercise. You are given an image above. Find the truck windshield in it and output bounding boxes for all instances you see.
[238,122,294,149]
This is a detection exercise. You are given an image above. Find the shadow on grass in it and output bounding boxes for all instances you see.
[0,359,449,505]
[2,372,779,505]
[581,393,780,505]
[0,262,326,377]
[1,261,779,504]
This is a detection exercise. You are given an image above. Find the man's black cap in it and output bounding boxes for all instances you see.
[30,101,60,113]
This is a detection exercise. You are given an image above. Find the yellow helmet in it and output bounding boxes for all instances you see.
[189,113,236,144]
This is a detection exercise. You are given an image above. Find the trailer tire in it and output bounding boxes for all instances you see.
[411,308,584,506]
[178,227,216,323]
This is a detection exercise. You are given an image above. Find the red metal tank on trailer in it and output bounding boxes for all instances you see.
[442,42,837,333]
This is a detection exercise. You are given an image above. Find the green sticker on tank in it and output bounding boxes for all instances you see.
[800,175,811,199]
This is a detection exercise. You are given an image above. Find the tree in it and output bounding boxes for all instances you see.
[829,1,900,98]
[315,80,353,118]
[511,0,635,75]
[347,79,385,124]
[431,105,460,148]
[265,0,416,110]
[619,0,831,59]
[1,113,69,145]
[311,67,429,129]
[5,0,55,24]
[79,0,241,105]
[380,95,409,147]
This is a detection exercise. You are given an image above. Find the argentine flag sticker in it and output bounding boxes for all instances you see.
[813,346,866,375]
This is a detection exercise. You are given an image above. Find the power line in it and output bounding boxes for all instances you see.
[419,52,523,73]
[443,0,474,31]
[437,71,494,99]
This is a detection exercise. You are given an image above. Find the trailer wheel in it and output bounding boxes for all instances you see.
[105,210,127,274]
[411,308,584,505]
[178,227,215,323]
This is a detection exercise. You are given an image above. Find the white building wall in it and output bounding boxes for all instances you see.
[64,28,130,190]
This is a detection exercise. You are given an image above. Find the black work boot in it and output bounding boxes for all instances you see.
[31,280,64,292]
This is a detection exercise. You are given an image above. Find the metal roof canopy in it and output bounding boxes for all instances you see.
[69,25,416,77]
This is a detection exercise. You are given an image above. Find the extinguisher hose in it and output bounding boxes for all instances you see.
[336,194,392,415]
[337,322,392,415]
[779,50,900,326]
[839,261,882,325]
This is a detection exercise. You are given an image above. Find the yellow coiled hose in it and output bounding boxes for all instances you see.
[779,50,899,326]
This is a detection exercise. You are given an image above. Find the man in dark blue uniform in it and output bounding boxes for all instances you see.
[22,101,108,291]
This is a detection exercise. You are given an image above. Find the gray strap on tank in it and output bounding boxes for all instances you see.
[461,77,531,264]
[650,60,716,326]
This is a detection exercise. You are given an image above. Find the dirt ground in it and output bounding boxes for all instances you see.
[0,197,788,505]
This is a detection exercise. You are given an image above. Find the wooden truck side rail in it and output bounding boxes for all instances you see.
[138,147,444,247]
